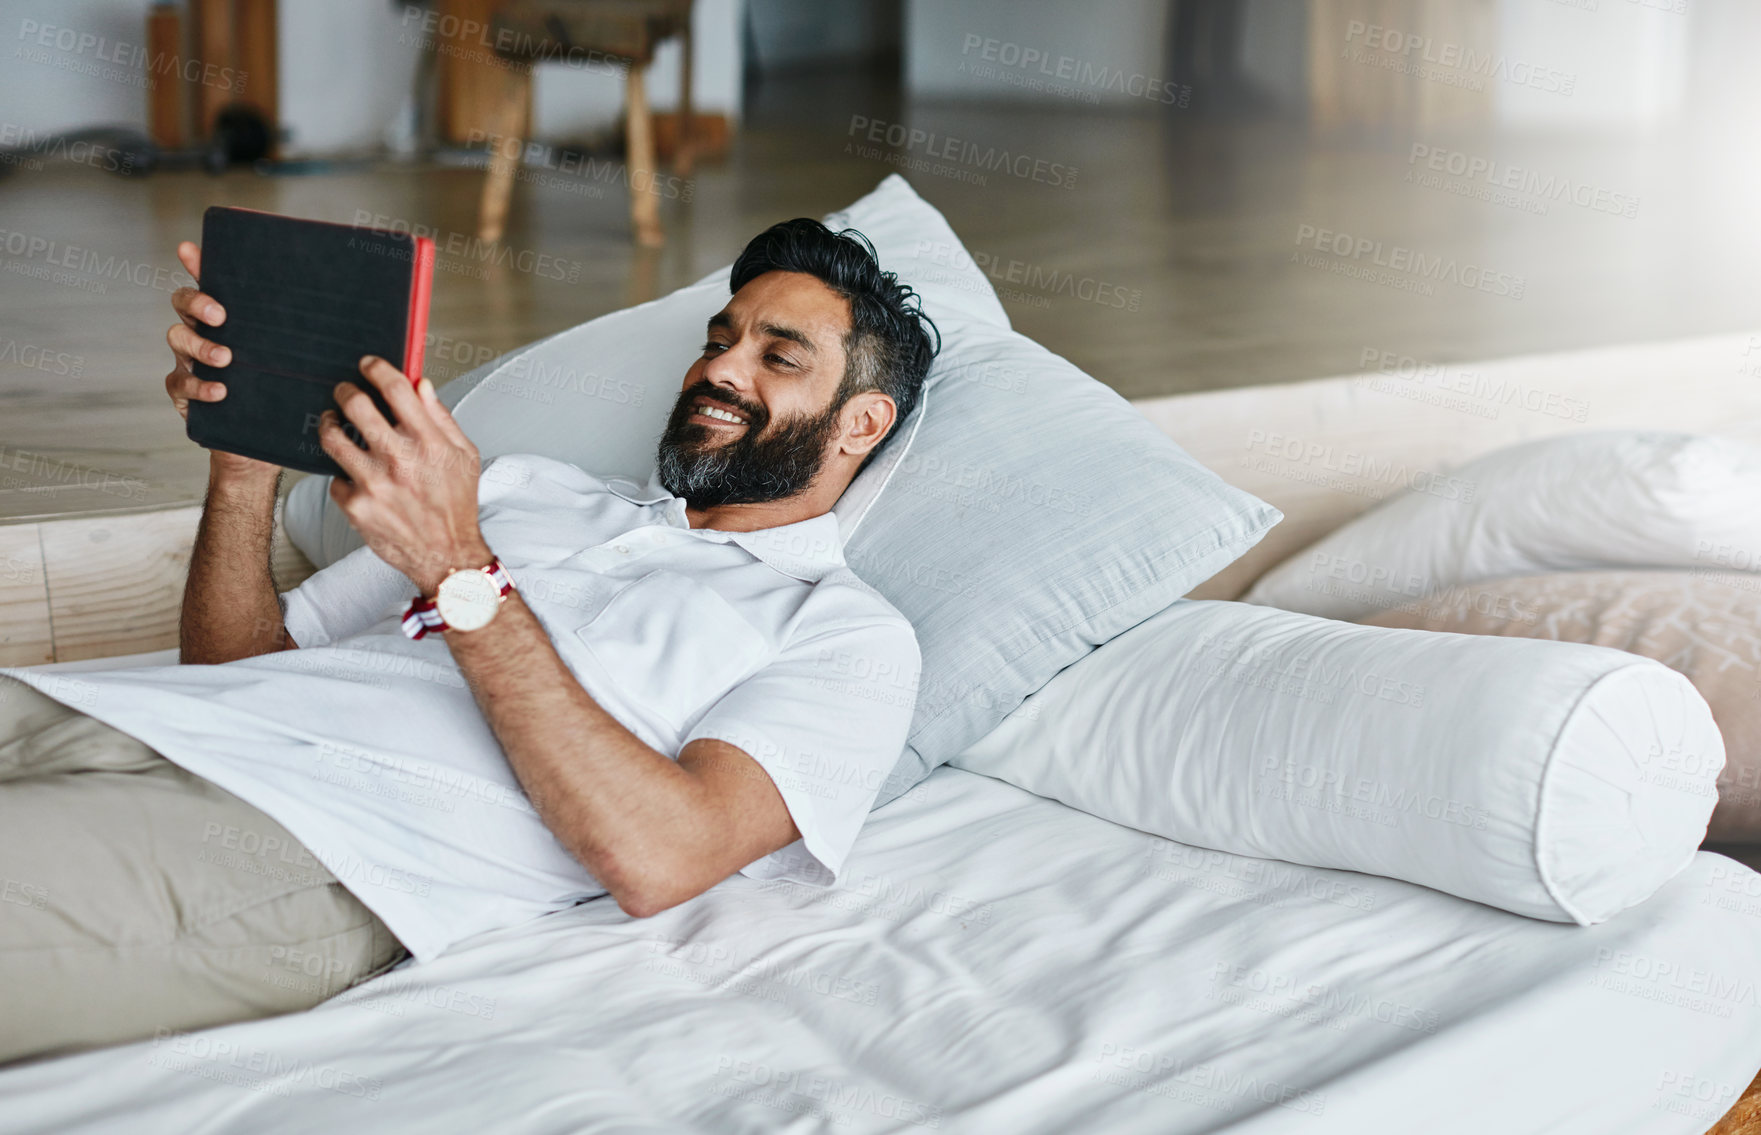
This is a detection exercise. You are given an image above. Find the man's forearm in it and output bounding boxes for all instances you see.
[180,457,290,664]
[443,589,732,913]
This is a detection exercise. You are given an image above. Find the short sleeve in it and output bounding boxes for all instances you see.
[279,542,411,648]
[280,455,540,648]
[684,606,921,888]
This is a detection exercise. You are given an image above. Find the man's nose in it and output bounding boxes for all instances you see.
[700,345,756,393]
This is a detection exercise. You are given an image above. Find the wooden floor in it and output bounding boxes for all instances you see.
[2,70,1757,524]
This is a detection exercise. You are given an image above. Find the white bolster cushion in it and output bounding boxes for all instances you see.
[952,600,1724,924]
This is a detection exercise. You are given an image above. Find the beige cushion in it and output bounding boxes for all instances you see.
[1361,570,1761,843]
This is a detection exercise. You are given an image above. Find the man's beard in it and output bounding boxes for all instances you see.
[654,379,845,508]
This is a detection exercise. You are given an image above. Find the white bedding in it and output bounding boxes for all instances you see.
[3,709,1759,1134]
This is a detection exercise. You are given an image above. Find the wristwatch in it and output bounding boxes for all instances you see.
[401,557,515,639]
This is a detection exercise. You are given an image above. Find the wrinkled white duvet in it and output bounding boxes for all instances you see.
[3,759,1758,1135]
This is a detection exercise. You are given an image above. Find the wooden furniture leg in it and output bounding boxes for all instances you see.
[146,5,185,148]
[189,0,235,137]
[234,0,279,157]
[625,61,664,248]
[476,62,533,244]
[673,18,695,178]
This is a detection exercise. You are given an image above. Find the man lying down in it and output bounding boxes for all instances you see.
[0,220,935,1065]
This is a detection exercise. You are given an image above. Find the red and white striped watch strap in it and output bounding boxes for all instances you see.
[401,558,514,640]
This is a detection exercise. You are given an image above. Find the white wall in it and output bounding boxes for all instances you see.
[903,0,1171,106]
[279,0,422,156]
[4,0,161,135]
[1493,0,1689,132]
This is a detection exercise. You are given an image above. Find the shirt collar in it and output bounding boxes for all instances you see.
[603,470,847,583]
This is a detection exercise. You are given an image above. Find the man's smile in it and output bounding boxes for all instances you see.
[692,395,751,427]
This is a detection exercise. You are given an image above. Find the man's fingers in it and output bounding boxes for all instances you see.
[330,380,409,465]
[352,355,436,442]
[168,322,231,368]
[417,377,477,453]
[172,286,225,329]
[317,409,377,484]
[166,368,226,406]
[177,241,202,282]
[327,468,359,509]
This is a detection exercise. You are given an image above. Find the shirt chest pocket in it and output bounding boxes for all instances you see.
[575,569,770,731]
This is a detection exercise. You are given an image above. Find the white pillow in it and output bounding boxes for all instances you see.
[952,599,1723,924]
[852,317,1278,805]
[283,174,1009,566]
[1241,431,1761,622]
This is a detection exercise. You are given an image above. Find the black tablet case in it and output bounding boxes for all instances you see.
[186,207,434,477]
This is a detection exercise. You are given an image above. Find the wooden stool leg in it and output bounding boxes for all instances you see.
[673,22,695,179]
[476,63,532,244]
[625,61,664,248]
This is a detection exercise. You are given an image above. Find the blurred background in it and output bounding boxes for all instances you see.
[2,0,1759,520]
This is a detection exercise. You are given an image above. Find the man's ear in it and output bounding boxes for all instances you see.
[840,391,897,460]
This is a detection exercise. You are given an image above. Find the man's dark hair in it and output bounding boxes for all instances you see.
[729,219,940,471]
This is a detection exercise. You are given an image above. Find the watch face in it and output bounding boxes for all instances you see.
[435,567,502,632]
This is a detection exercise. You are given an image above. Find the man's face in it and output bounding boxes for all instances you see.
[655,271,855,508]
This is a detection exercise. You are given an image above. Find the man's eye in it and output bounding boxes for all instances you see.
[766,354,796,368]
[701,341,727,354]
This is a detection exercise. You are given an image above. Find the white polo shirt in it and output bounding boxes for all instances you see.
[0,454,921,963]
